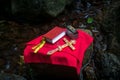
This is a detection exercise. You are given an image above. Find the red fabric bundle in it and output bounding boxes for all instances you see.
[24,29,93,74]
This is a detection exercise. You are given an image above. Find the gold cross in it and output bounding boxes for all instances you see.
[47,38,76,55]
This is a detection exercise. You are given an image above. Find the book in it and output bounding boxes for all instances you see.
[43,26,66,44]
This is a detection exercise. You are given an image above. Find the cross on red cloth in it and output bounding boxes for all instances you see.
[47,38,76,55]
[23,29,93,74]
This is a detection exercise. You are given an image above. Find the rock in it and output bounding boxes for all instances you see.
[102,1,120,49]
[42,0,67,17]
[81,29,93,65]
[0,0,73,21]
[79,29,98,80]
[83,66,97,80]
[100,52,120,80]
[100,2,120,79]
[0,73,26,80]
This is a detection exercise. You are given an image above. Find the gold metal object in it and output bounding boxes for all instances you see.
[32,38,46,53]
[47,38,76,55]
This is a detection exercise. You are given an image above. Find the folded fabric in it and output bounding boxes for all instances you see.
[24,29,93,74]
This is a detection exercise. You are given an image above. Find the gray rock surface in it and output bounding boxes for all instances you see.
[0,73,26,80]
[11,0,73,17]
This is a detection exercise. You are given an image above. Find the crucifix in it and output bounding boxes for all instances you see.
[47,38,76,56]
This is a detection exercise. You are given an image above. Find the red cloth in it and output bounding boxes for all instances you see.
[24,29,93,74]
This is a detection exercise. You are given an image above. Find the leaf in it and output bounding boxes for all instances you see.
[87,17,94,24]
[91,26,94,29]
[18,55,24,65]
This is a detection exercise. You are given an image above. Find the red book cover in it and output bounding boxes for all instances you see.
[43,26,66,44]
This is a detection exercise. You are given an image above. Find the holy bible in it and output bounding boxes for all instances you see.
[43,26,66,44]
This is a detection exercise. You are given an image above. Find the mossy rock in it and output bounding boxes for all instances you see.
[11,0,73,17]
[103,1,120,47]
